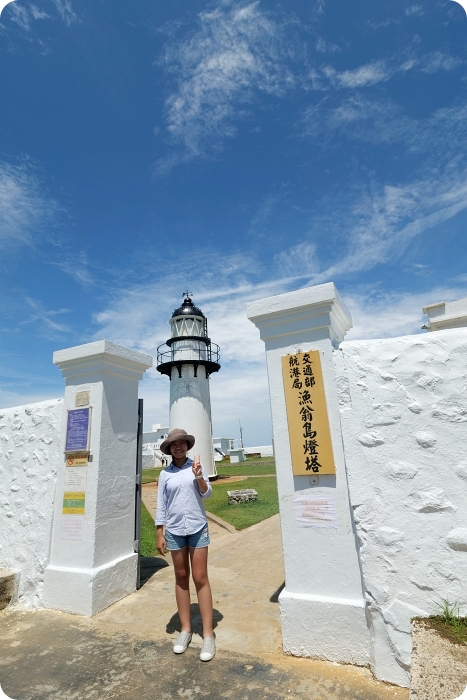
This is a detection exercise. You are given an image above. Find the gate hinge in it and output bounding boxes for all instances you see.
[135,473,142,485]
[134,539,139,552]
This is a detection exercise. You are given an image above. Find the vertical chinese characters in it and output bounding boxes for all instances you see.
[282,350,335,476]
[289,354,322,472]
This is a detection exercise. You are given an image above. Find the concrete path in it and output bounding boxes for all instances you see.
[0,511,408,700]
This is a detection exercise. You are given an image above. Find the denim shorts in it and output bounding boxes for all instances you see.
[165,523,210,551]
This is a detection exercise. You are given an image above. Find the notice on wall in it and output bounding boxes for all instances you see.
[66,453,88,467]
[64,468,87,491]
[282,350,336,475]
[65,408,90,453]
[293,495,338,528]
[61,515,85,540]
[62,492,85,515]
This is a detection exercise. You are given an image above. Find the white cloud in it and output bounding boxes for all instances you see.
[344,284,467,341]
[305,168,467,283]
[5,0,76,33]
[0,161,61,254]
[314,50,462,92]
[50,0,76,26]
[324,60,393,88]
[159,1,294,166]
[274,242,319,278]
[19,296,71,339]
[405,5,423,16]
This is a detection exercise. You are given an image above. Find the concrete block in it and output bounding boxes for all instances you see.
[227,489,258,504]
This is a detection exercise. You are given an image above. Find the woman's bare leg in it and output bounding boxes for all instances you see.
[190,546,214,638]
[171,547,191,632]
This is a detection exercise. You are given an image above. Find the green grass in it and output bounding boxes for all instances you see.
[416,600,467,646]
[142,467,163,484]
[140,501,157,556]
[207,476,279,530]
[216,457,275,478]
[142,457,275,484]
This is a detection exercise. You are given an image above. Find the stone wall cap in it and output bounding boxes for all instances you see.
[53,340,153,369]
[247,282,351,326]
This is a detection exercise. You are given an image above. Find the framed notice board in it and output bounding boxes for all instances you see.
[65,407,91,453]
[282,350,335,475]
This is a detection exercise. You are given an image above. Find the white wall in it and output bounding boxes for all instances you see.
[0,399,62,607]
[335,328,467,686]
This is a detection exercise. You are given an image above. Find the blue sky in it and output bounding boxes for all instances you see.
[1,0,467,445]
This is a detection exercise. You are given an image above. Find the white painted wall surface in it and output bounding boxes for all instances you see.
[248,283,370,668]
[0,399,62,607]
[335,328,467,686]
[170,364,216,477]
[43,340,152,616]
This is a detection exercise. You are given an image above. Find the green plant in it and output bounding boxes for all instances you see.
[419,599,467,646]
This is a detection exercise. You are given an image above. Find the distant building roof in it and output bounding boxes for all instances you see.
[423,297,467,331]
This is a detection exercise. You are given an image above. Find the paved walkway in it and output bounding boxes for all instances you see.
[0,511,408,700]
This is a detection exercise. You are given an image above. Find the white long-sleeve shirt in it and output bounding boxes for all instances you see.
[155,458,212,535]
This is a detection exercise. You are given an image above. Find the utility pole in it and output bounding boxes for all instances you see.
[239,419,244,448]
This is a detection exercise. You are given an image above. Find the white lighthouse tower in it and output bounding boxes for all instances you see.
[156,294,220,479]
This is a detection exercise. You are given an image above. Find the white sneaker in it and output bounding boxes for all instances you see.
[200,636,216,662]
[173,631,192,654]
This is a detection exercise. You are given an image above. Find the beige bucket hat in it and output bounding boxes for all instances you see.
[160,428,195,455]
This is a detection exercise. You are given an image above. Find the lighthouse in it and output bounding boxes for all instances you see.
[156,294,220,479]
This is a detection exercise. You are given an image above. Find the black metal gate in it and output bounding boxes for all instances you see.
[134,398,143,589]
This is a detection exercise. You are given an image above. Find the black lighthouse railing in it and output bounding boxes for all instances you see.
[156,341,220,379]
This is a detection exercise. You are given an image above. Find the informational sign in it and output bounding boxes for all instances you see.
[66,453,88,467]
[64,468,87,491]
[282,350,335,475]
[65,408,90,453]
[293,495,338,528]
[62,492,85,515]
[61,515,85,540]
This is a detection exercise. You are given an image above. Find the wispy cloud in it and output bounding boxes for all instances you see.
[3,0,77,35]
[345,284,467,341]
[19,296,71,339]
[0,160,62,254]
[49,251,95,287]
[50,0,76,27]
[158,1,295,168]
[323,60,393,88]
[304,168,467,283]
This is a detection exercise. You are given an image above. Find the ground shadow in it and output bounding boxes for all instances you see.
[139,556,169,586]
[270,582,285,603]
[166,603,224,637]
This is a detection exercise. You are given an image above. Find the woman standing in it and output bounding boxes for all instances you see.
[155,428,216,662]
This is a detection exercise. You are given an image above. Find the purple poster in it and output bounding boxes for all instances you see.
[65,408,90,452]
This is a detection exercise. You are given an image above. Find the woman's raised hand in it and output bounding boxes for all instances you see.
[192,455,202,479]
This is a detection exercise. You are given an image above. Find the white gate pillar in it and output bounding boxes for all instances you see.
[43,341,152,616]
[247,283,370,666]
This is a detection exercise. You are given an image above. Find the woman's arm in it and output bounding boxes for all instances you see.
[192,456,212,499]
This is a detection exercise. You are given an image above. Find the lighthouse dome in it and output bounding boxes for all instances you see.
[171,296,205,319]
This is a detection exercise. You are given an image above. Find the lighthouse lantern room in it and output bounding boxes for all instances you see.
[156,294,220,479]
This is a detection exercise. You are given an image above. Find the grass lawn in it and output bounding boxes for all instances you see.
[207,476,279,530]
[142,457,275,484]
[140,501,157,556]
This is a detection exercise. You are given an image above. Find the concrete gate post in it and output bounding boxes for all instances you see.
[247,283,370,666]
[43,341,152,616]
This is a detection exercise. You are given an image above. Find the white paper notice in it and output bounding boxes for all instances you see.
[293,495,338,528]
[64,467,87,490]
[61,515,85,540]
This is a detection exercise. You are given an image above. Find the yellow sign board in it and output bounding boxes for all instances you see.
[281,350,335,475]
[62,492,85,515]
[66,453,88,466]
